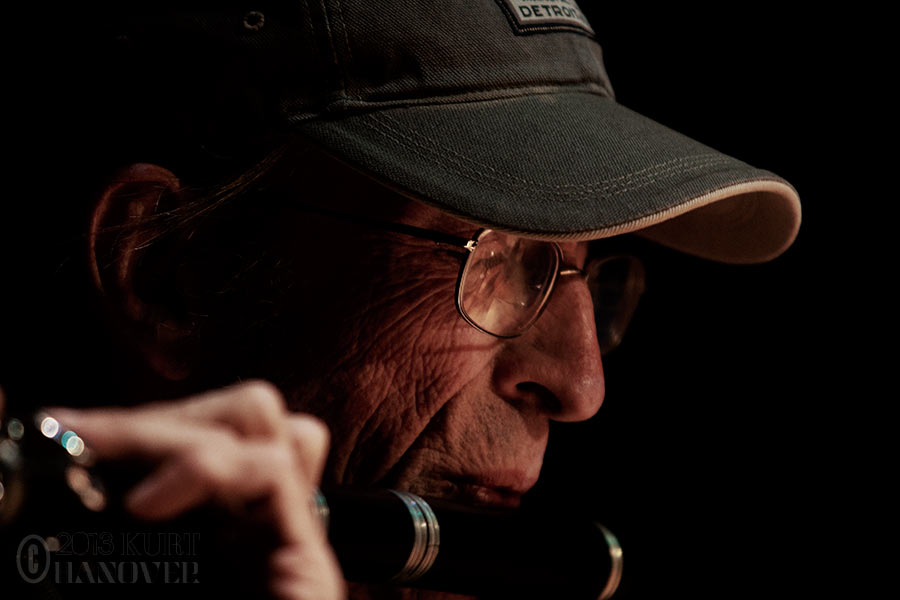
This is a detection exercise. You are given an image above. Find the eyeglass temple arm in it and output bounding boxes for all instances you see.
[296,203,475,250]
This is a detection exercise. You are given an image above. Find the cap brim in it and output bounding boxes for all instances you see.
[297,91,801,264]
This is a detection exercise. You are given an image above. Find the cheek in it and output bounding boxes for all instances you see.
[338,302,500,484]
[286,246,501,485]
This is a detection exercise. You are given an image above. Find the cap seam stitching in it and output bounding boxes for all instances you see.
[357,114,744,211]
[361,112,733,194]
[371,111,726,190]
[288,85,612,120]
[362,114,733,199]
[335,83,612,110]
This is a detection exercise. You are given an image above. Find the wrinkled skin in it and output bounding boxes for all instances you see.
[287,201,605,499]
[16,153,607,600]
[254,156,606,506]
[259,160,607,599]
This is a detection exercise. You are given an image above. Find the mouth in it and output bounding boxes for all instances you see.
[378,451,544,511]
[381,472,538,510]
[434,472,538,509]
[451,481,525,508]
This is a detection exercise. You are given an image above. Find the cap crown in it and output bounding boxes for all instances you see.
[108,1,613,122]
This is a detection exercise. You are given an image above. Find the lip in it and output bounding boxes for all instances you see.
[447,472,539,509]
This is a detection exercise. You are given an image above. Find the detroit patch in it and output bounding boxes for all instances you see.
[496,0,595,36]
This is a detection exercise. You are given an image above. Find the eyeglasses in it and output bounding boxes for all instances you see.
[300,205,645,355]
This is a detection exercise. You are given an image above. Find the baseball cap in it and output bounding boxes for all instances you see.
[88,1,801,264]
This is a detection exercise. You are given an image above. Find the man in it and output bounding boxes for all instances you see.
[1,2,800,599]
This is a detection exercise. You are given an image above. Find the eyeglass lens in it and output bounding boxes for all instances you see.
[458,231,559,337]
[458,230,644,352]
[586,255,645,354]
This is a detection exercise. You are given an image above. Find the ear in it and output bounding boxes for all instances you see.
[88,163,194,380]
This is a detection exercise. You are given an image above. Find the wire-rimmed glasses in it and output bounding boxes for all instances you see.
[455,229,644,354]
[301,206,645,354]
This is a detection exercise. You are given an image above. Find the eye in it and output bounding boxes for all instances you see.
[475,251,505,274]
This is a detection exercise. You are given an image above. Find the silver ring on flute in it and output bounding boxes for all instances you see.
[389,490,440,582]
[595,522,623,600]
[407,493,440,581]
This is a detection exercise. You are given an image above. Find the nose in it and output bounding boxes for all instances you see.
[491,278,605,422]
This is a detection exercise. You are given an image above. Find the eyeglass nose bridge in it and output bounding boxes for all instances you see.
[558,266,587,278]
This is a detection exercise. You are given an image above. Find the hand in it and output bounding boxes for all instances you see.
[48,380,346,600]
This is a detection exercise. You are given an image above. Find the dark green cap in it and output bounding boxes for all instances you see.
[96,1,802,263]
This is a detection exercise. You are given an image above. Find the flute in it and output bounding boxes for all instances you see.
[1,413,622,599]
[324,487,622,599]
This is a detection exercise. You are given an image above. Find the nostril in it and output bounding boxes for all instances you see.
[515,382,562,416]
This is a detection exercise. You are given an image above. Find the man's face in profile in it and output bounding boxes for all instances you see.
[69,147,613,599]
[263,155,607,508]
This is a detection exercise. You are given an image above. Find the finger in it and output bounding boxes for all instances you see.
[43,407,230,461]
[50,380,289,441]
[286,414,330,486]
[45,384,288,460]
[125,458,213,519]
[157,380,290,439]
[125,438,303,522]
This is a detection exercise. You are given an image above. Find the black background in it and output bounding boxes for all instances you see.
[0,4,879,599]
[533,4,876,599]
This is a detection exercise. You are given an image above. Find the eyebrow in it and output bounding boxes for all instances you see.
[295,202,474,248]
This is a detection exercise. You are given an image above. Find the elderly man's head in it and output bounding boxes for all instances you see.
[86,143,616,506]
[0,5,803,600]
[39,0,799,510]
